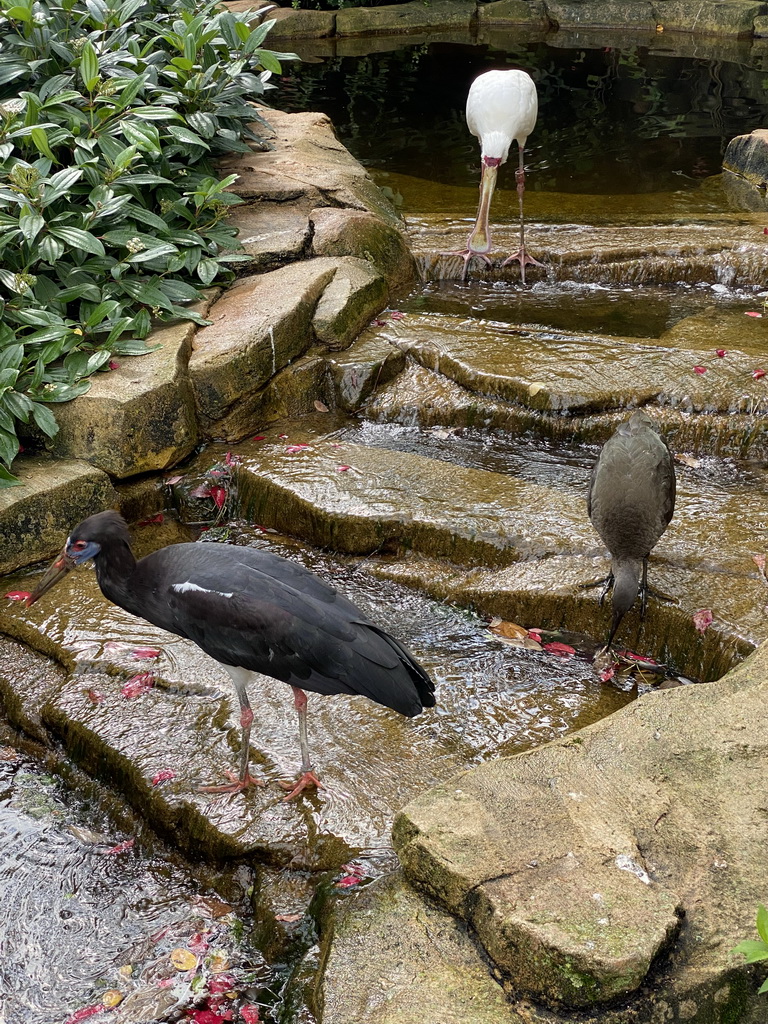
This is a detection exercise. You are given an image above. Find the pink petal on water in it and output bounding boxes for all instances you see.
[132,647,160,659]
[121,672,155,698]
[693,365,707,375]
[105,838,135,855]
[745,311,763,317]
[715,349,726,358]
[753,368,766,380]
[5,591,31,601]
[151,770,176,786]
[693,608,713,633]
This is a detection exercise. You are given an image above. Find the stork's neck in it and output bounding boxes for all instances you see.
[93,540,138,611]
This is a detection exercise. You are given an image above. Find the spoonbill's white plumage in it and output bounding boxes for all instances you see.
[458,69,543,282]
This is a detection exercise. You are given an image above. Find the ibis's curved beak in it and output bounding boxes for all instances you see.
[26,550,78,606]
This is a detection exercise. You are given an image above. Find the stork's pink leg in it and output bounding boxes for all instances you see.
[200,691,265,793]
[280,687,324,801]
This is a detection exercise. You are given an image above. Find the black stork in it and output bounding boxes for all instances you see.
[27,511,436,799]
[587,410,676,648]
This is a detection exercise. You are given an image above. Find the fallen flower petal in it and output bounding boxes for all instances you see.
[121,672,154,698]
[314,400,329,413]
[615,650,658,664]
[285,444,310,453]
[275,913,302,923]
[336,465,351,472]
[715,349,726,358]
[543,641,576,656]
[240,1007,261,1024]
[693,608,713,633]
[745,311,763,317]
[209,486,227,509]
[102,990,123,1008]
[693,365,707,375]
[132,647,160,659]
[278,433,288,439]
[224,452,240,466]
[527,630,542,643]
[753,368,766,380]
[151,770,176,786]
[105,838,135,855]
[5,591,31,601]
[252,435,266,441]
[138,513,164,526]
[208,973,236,994]
[600,664,617,682]
[170,947,197,971]
[165,475,184,486]
[86,689,105,704]
[753,553,766,573]
[109,360,120,370]
[389,310,405,320]
[335,875,361,888]
[64,1005,104,1024]
[191,1010,226,1024]
[190,484,213,499]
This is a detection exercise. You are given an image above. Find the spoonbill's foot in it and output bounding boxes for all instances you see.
[501,249,544,274]
[577,574,614,606]
[279,771,324,802]
[443,248,493,281]
[199,770,266,794]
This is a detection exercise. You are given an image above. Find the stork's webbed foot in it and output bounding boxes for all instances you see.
[279,771,324,802]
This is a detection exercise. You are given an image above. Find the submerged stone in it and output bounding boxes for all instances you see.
[723,128,768,189]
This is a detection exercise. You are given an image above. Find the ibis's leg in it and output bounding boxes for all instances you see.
[200,668,265,794]
[280,687,324,801]
[501,146,544,284]
[640,557,649,618]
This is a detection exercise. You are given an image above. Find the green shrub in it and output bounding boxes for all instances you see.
[0,0,297,484]
[733,904,768,994]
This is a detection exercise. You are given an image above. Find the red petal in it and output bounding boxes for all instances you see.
[210,486,227,509]
[138,513,164,526]
[109,360,120,370]
[693,608,713,633]
[336,465,351,472]
[615,650,657,663]
[543,641,576,656]
[745,311,763,318]
[191,1011,227,1024]
[208,973,236,994]
[105,838,135,855]
[389,310,405,320]
[252,435,266,441]
[715,349,726,358]
[151,770,176,786]
[753,368,766,380]
[191,484,213,499]
[335,875,361,888]
[5,590,31,601]
[693,365,707,375]
[285,444,310,453]
[165,475,184,486]
[278,434,288,439]
[224,451,240,466]
[527,630,542,642]
[121,672,155,698]
[86,689,105,704]
[132,647,160,659]
[64,1005,104,1024]
[241,1007,261,1024]
[600,665,616,682]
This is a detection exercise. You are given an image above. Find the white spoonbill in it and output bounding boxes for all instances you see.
[458,69,543,283]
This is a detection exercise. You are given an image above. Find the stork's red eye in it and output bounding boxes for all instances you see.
[70,540,88,551]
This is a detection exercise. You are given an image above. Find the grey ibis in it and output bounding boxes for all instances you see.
[455,69,543,282]
[26,511,436,799]
[587,411,676,648]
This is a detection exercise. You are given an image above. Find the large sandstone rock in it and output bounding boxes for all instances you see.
[723,128,768,189]
[189,260,337,436]
[50,319,200,478]
[393,644,768,1017]
[0,456,117,575]
[222,108,403,230]
[335,0,473,35]
[311,207,417,292]
[317,871,526,1024]
[312,256,389,350]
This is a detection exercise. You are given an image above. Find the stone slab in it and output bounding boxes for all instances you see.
[318,871,526,1024]
[228,201,311,272]
[335,0,473,36]
[394,643,768,1012]
[723,128,768,188]
[311,207,416,292]
[0,456,117,574]
[312,256,389,350]
[50,319,200,479]
[327,333,406,409]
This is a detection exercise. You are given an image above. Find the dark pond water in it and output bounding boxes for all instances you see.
[271,41,768,194]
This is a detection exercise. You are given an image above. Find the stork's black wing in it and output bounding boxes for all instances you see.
[131,543,435,717]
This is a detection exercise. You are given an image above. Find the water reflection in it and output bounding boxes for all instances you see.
[271,42,768,194]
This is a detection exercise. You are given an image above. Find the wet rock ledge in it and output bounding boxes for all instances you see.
[320,644,768,1024]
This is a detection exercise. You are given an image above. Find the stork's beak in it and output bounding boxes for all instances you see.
[26,550,78,606]
[467,161,499,255]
